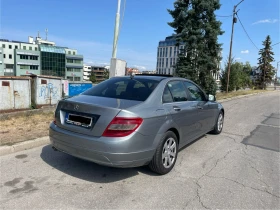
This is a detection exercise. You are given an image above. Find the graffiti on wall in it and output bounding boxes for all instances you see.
[39,83,59,99]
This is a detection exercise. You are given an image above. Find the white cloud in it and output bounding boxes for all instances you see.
[241,50,249,54]
[235,57,242,60]
[132,65,147,71]
[252,19,279,25]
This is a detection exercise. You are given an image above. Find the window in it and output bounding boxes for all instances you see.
[29,46,32,50]
[20,55,28,59]
[3,54,5,58]
[9,45,12,49]
[30,65,38,70]
[20,65,29,69]
[162,86,173,103]
[162,48,165,57]
[170,47,172,57]
[23,46,26,50]
[82,77,159,101]
[184,81,205,101]
[73,51,76,55]
[167,81,188,102]
[74,77,80,81]
[2,44,5,48]
[29,55,38,60]
[68,51,71,55]
[15,46,18,49]
[9,54,12,59]
[35,47,37,51]
[165,47,168,57]
[166,58,168,67]
[67,76,73,81]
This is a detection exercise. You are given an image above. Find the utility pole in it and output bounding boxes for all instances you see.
[112,0,121,58]
[226,0,244,93]
[276,61,280,90]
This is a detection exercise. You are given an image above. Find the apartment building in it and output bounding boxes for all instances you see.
[83,65,108,83]
[0,36,83,81]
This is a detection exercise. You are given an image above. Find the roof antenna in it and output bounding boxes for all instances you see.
[45,29,48,40]
[129,71,134,79]
[38,31,40,38]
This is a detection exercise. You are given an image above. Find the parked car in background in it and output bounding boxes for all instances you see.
[49,75,224,174]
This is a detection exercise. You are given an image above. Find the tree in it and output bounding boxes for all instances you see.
[257,35,275,89]
[168,0,224,95]
[103,69,109,80]
[220,59,252,92]
[89,72,96,83]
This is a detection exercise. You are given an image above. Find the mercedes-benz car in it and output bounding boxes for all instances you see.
[49,75,224,175]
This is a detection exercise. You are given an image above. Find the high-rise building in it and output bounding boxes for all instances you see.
[0,36,84,81]
[156,35,220,82]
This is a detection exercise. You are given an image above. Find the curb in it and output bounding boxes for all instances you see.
[217,91,272,103]
[0,136,50,156]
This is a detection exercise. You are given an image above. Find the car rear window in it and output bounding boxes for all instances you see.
[82,77,160,101]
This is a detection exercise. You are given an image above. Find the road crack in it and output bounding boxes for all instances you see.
[206,175,280,199]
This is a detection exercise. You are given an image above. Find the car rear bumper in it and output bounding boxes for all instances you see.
[49,123,155,168]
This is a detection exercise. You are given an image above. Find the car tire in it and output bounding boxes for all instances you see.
[211,111,224,134]
[149,131,178,175]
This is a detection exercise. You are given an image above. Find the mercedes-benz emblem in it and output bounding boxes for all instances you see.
[74,104,79,110]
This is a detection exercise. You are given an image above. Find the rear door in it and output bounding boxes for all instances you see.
[162,80,200,146]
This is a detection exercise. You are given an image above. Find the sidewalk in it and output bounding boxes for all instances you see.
[0,90,277,156]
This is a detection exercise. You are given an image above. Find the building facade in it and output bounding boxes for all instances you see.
[0,36,83,81]
[156,35,220,82]
[83,65,109,83]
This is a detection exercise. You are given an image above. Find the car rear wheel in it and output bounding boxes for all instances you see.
[149,131,178,175]
[211,111,224,134]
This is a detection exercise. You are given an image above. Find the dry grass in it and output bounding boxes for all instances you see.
[216,89,268,100]
[0,112,54,146]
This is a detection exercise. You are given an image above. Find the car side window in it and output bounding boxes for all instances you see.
[166,81,188,102]
[162,86,173,103]
[184,81,205,101]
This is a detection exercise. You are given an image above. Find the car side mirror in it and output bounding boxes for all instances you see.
[208,94,216,102]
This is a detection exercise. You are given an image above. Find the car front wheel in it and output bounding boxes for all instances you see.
[211,111,224,134]
[149,131,178,175]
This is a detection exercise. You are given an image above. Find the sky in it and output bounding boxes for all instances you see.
[0,0,279,72]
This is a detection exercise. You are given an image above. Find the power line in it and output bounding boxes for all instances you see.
[236,13,259,50]
[272,42,280,46]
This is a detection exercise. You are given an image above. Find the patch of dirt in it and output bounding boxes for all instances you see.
[0,112,54,146]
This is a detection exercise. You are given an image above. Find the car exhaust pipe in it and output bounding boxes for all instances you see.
[52,146,58,151]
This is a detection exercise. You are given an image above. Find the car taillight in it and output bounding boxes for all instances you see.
[53,119,56,125]
[102,117,143,137]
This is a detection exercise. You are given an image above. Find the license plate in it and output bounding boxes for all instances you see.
[65,113,93,128]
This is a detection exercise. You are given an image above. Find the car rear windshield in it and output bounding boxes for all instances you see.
[82,77,160,101]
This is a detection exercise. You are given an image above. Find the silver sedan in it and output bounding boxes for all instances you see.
[49,75,224,174]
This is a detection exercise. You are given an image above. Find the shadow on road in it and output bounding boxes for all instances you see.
[40,145,159,183]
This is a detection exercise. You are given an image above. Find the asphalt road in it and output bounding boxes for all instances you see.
[1,91,279,209]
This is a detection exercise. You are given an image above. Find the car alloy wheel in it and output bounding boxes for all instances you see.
[149,131,178,175]
[162,137,177,169]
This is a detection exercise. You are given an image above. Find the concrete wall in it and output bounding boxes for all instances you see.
[0,77,31,111]
[33,76,62,106]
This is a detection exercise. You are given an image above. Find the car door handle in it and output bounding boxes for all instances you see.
[173,106,181,111]
[197,106,203,110]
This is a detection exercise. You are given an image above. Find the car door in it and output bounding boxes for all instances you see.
[183,81,217,135]
[162,80,200,147]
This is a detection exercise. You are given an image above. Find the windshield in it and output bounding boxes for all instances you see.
[82,77,159,101]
